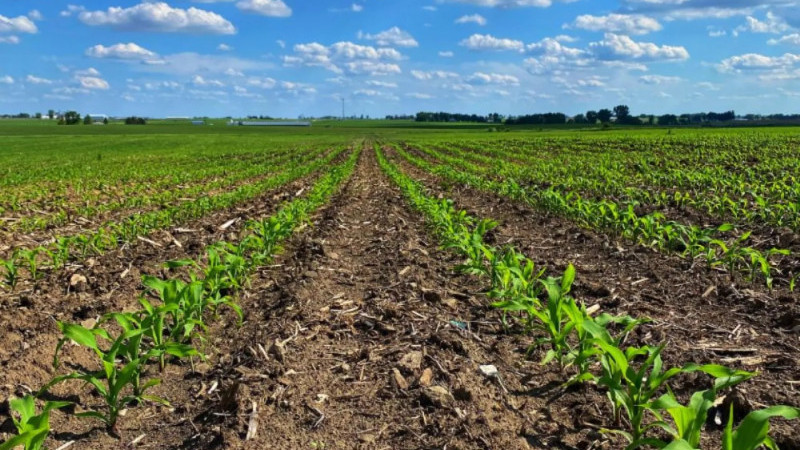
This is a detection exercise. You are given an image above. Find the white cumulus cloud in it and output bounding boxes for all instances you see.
[79,76,110,90]
[411,70,460,80]
[769,34,800,46]
[568,14,662,35]
[78,2,236,34]
[467,72,520,85]
[193,75,226,87]
[359,27,419,47]
[456,14,487,25]
[86,42,158,59]
[717,52,800,72]
[26,75,52,85]
[589,33,689,61]
[236,0,292,17]
[0,14,38,34]
[442,0,552,8]
[639,74,683,84]
[460,33,525,51]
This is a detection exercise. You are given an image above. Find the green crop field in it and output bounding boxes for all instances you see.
[1,120,799,449]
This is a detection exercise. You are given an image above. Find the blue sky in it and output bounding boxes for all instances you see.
[1,0,799,118]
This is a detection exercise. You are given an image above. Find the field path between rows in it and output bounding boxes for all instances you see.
[170,147,543,449]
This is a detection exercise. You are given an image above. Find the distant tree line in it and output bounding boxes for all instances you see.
[505,112,567,125]
[412,106,750,126]
[415,112,489,123]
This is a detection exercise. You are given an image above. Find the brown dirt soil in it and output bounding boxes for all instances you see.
[1,147,798,450]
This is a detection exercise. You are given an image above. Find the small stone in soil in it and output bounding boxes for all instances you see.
[392,369,409,390]
[399,351,423,372]
[419,368,433,386]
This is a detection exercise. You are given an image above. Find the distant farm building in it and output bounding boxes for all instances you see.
[191,120,205,125]
[229,120,311,127]
[88,114,108,123]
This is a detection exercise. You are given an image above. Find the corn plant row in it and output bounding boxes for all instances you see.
[0,147,361,450]
[376,145,799,450]
[425,136,800,232]
[395,145,793,290]
[3,145,305,232]
[0,148,274,213]
[0,136,301,201]
[0,146,345,292]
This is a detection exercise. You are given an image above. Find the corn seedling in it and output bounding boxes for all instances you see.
[721,405,800,450]
[649,367,754,448]
[17,247,43,282]
[1,252,20,292]
[527,264,577,366]
[42,322,169,435]
[0,396,70,450]
[39,322,168,435]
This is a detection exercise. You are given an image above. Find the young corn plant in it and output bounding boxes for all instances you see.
[587,335,754,449]
[721,405,800,450]
[49,237,73,270]
[0,396,70,450]
[42,322,168,436]
[562,308,647,386]
[742,247,790,289]
[17,247,44,282]
[650,368,754,448]
[101,304,199,385]
[527,264,577,366]
[141,276,209,356]
[487,248,545,329]
[1,252,20,292]
[446,218,496,278]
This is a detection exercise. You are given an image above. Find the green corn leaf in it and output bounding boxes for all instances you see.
[725,405,800,450]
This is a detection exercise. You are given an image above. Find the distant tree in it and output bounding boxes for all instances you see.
[658,114,679,126]
[598,108,613,123]
[35,112,42,119]
[124,116,147,125]
[573,113,588,124]
[61,111,81,125]
[47,109,55,120]
[83,115,93,125]
[103,117,109,125]
[613,105,630,122]
[586,110,598,124]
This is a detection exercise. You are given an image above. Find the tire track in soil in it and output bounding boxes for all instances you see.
[384,145,800,448]
[159,148,579,450]
[0,173,322,408]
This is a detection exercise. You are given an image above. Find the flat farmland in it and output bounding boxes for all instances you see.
[0,123,798,449]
